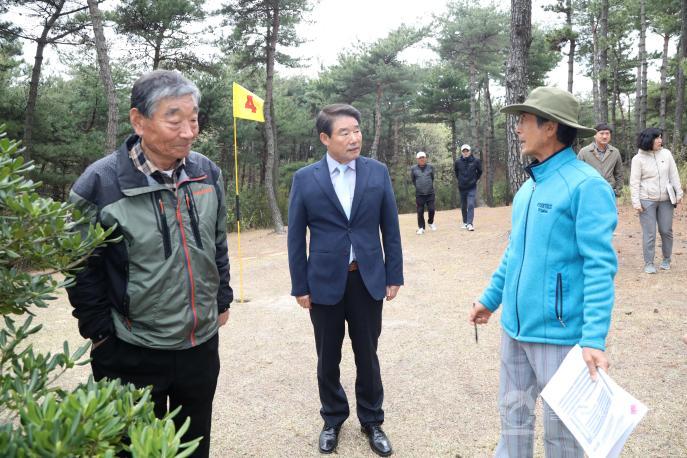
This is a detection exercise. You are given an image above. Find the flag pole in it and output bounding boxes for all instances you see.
[233,116,245,302]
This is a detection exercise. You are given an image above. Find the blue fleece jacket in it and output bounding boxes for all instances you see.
[479,147,618,350]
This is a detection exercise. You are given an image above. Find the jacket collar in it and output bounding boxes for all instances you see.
[116,134,204,192]
[525,146,576,182]
[314,154,370,220]
[325,152,357,174]
[638,148,662,156]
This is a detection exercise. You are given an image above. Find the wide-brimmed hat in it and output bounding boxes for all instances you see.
[501,87,596,137]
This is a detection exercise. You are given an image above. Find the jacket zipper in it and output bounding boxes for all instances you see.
[184,189,204,249]
[172,176,207,346]
[555,273,566,327]
[514,182,536,336]
[152,191,172,259]
[653,152,662,201]
[176,191,199,346]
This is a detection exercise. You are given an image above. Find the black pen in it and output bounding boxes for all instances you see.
[472,302,478,344]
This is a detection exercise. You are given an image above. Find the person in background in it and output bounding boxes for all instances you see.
[453,144,482,231]
[577,122,624,197]
[630,127,683,274]
[410,151,436,235]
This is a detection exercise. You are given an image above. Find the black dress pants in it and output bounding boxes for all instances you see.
[90,333,220,458]
[309,270,384,428]
[415,193,436,229]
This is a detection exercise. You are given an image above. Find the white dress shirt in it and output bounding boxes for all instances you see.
[326,153,356,263]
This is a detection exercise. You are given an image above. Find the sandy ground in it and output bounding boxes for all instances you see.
[29,204,687,457]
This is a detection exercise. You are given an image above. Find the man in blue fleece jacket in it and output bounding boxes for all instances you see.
[469,87,618,458]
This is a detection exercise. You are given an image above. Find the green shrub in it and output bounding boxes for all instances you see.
[492,180,510,207]
[0,127,199,457]
[227,185,273,231]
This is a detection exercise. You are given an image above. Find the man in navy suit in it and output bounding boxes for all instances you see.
[287,104,403,456]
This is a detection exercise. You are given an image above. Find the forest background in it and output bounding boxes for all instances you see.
[2,1,687,454]
[2,0,687,233]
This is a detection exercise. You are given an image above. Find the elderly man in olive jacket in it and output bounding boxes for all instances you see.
[67,70,232,458]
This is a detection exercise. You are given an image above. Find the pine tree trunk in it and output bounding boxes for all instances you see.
[636,0,647,131]
[566,0,575,93]
[369,83,383,160]
[672,0,687,156]
[23,39,47,162]
[259,142,266,185]
[392,117,400,171]
[450,119,458,209]
[611,65,618,138]
[381,112,393,164]
[469,62,479,146]
[152,31,166,70]
[23,0,68,161]
[87,0,118,153]
[624,92,633,162]
[659,34,670,132]
[591,20,600,120]
[505,0,532,196]
[483,77,495,207]
[263,4,284,233]
[617,92,629,162]
[599,0,609,123]
[640,0,648,130]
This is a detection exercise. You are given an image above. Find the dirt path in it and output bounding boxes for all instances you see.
[32,204,687,457]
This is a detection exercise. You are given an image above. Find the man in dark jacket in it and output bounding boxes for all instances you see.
[66,70,232,458]
[453,144,482,231]
[410,151,436,234]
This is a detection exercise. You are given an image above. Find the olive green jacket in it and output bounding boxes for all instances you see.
[66,135,232,350]
[577,143,624,196]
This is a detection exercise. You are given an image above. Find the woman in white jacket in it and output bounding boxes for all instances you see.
[630,128,683,274]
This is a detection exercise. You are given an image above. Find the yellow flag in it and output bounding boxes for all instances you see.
[233,82,265,122]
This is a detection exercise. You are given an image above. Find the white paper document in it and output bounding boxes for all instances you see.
[541,345,647,458]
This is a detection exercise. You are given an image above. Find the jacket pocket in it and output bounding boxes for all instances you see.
[184,189,204,249]
[90,335,117,359]
[555,273,566,327]
[151,192,172,259]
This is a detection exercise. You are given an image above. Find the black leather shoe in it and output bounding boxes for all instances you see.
[361,424,393,456]
[318,424,341,454]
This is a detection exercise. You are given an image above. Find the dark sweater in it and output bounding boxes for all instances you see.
[410,164,435,195]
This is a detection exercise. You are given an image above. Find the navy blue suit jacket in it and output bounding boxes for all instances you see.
[287,155,404,305]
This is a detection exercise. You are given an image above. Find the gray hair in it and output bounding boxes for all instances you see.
[130,70,201,118]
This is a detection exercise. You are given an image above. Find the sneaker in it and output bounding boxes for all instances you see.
[461,223,468,229]
[416,228,425,235]
[660,258,671,270]
[467,224,474,231]
[429,223,437,231]
[644,263,657,274]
